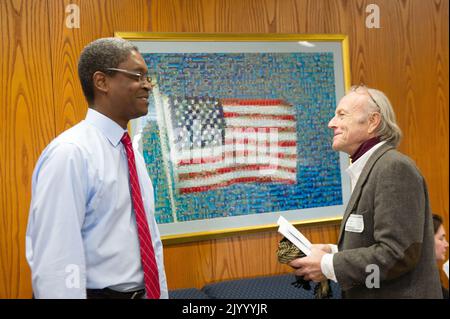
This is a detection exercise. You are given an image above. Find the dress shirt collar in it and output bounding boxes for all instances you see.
[346,140,386,191]
[350,136,381,163]
[85,108,127,147]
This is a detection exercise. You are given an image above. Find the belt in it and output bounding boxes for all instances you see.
[86,287,146,299]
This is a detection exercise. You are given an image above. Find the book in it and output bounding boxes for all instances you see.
[277,216,312,256]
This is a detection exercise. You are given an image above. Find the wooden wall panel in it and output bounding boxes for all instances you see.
[163,240,214,288]
[0,0,448,297]
[211,231,286,282]
[0,0,56,298]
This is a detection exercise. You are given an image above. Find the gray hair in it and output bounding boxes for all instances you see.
[362,87,403,147]
[78,37,138,103]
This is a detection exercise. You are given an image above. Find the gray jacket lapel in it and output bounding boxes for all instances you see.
[337,143,395,246]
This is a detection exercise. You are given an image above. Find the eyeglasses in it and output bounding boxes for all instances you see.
[351,84,380,110]
[105,68,154,86]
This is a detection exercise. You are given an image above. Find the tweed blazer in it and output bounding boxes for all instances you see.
[333,143,442,298]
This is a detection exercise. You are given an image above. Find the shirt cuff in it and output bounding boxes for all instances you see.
[321,253,338,282]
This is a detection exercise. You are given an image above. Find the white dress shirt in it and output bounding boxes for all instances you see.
[26,108,168,299]
[321,141,386,282]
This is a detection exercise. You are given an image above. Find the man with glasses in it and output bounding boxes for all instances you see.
[289,85,442,298]
[25,37,168,299]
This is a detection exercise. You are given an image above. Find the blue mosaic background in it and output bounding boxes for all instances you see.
[140,52,342,224]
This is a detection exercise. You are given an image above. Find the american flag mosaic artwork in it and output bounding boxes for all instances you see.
[140,52,343,223]
[166,96,297,194]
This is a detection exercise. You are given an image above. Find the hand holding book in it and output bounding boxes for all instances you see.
[276,216,332,298]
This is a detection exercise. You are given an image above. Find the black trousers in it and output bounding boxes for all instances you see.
[86,288,146,299]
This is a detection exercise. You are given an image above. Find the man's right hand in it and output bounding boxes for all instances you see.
[311,244,332,254]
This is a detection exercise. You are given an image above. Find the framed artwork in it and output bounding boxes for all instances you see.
[115,32,352,243]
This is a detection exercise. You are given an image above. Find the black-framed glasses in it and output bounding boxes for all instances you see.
[351,84,380,110]
[105,68,153,86]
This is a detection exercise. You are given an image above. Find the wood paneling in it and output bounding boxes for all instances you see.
[0,0,448,297]
[163,240,214,288]
[0,0,56,298]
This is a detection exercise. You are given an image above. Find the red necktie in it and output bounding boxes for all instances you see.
[121,132,160,299]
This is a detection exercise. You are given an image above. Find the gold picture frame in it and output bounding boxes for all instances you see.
[116,32,351,244]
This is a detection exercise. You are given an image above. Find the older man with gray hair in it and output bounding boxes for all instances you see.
[289,85,442,298]
[26,37,168,299]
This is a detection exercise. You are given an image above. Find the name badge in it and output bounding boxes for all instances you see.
[345,214,364,233]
